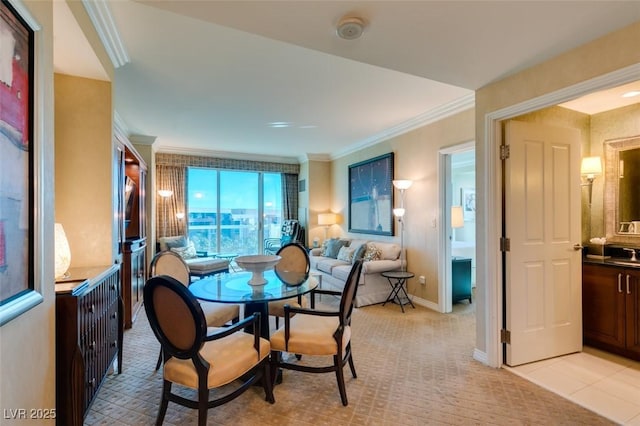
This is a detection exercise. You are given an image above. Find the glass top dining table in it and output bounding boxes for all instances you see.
[189,269,319,338]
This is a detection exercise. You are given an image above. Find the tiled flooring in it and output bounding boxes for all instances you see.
[506,347,640,425]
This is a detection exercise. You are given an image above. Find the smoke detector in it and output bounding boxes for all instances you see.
[336,17,366,40]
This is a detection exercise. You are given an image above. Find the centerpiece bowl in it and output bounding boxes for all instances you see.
[234,255,281,286]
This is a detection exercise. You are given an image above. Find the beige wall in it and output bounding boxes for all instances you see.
[55,74,114,266]
[475,21,640,356]
[0,1,56,422]
[306,159,333,245]
[324,108,475,305]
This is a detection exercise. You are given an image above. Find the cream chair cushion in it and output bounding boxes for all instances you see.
[200,301,239,326]
[164,327,271,389]
[270,314,351,356]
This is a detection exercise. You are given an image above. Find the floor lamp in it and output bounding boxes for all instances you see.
[158,189,173,237]
[393,180,412,272]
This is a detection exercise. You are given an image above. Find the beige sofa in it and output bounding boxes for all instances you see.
[309,238,403,307]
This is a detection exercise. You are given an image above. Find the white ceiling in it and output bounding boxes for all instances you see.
[53,1,640,163]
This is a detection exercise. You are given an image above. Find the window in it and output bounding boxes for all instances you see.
[187,168,282,255]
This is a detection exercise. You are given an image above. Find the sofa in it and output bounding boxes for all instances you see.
[309,238,404,307]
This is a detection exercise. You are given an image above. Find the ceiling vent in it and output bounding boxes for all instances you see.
[336,17,366,40]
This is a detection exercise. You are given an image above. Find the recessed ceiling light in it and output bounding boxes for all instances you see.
[622,90,640,98]
[336,16,366,40]
[268,122,291,128]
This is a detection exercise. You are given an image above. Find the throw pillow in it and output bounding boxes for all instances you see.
[337,246,355,263]
[363,243,382,261]
[324,239,349,258]
[351,243,367,264]
[171,241,197,259]
[320,238,332,257]
[159,235,188,251]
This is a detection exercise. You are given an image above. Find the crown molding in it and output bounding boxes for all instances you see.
[299,153,332,163]
[82,0,129,68]
[129,135,157,146]
[158,145,300,165]
[331,93,475,160]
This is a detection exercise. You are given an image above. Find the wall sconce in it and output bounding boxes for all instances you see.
[158,189,173,237]
[54,223,71,280]
[581,156,602,207]
[318,212,337,241]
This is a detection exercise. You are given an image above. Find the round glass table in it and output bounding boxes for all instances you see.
[189,269,318,338]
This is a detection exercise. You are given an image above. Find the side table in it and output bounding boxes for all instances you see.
[382,271,415,313]
[216,253,239,272]
[452,257,472,304]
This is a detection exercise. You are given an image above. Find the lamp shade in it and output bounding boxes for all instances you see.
[393,208,406,218]
[580,157,602,177]
[392,179,413,190]
[451,206,464,228]
[318,213,337,226]
[54,223,71,279]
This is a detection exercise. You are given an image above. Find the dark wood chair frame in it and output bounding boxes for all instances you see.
[271,242,311,329]
[149,252,240,371]
[270,259,363,406]
[144,276,274,426]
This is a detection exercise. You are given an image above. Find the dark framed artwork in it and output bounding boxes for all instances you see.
[348,153,394,236]
[0,0,39,326]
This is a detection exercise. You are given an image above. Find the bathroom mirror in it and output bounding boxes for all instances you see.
[604,136,640,243]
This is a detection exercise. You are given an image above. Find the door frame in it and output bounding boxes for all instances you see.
[438,141,475,313]
[481,63,640,368]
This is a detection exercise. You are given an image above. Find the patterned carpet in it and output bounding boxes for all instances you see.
[86,296,613,425]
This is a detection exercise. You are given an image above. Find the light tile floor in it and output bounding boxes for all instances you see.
[506,347,640,425]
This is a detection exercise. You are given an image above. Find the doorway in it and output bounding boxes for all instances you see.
[439,142,475,313]
[482,66,640,368]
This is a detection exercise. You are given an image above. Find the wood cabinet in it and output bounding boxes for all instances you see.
[56,266,123,426]
[123,238,146,328]
[115,131,147,329]
[582,262,640,360]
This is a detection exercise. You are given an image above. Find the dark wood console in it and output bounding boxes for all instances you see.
[55,265,123,425]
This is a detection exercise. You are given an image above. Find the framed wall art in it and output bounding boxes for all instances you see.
[0,0,40,326]
[461,188,476,221]
[348,153,394,236]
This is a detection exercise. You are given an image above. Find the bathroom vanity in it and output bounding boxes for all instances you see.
[583,256,640,361]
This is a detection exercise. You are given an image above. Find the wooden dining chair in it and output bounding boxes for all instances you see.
[144,275,274,426]
[150,251,240,370]
[268,242,310,328]
[269,259,364,406]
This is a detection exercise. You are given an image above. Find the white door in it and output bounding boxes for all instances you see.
[504,120,582,366]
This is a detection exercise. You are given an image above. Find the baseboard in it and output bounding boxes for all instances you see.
[410,295,441,312]
[473,348,488,365]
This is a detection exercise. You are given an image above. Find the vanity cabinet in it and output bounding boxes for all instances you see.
[582,262,640,360]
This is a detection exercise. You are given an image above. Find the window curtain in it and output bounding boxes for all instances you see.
[156,165,186,238]
[282,173,298,220]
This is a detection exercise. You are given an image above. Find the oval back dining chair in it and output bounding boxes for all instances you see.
[149,251,240,370]
[269,259,364,406]
[144,275,274,426]
[268,242,310,328]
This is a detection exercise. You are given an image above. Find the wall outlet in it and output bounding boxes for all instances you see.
[419,275,426,285]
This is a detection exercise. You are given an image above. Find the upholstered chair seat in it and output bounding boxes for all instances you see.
[270,314,350,356]
[164,326,271,389]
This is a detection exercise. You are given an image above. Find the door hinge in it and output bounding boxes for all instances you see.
[500,145,510,160]
[500,329,511,344]
[500,237,510,252]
